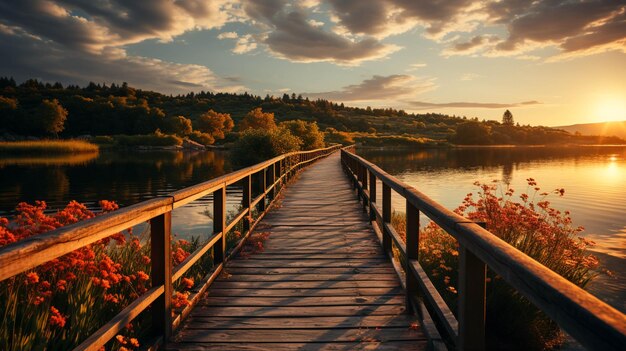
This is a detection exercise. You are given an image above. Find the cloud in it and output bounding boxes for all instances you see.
[326,0,480,39]
[0,28,244,95]
[487,0,626,58]
[0,0,244,93]
[233,34,257,54]
[304,74,436,102]
[0,0,234,54]
[218,31,239,39]
[408,100,542,110]
[242,0,401,64]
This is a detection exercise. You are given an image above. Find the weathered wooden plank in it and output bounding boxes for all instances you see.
[191,305,407,317]
[226,259,390,268]
[215,274,399,282]
[183,315,418,329]
[175,327,424,343]
[205,287,404,297]
[166,341,428,351]
[200,295,405,307]
[222,267,394,274]
[210,280,401,289]
[231,254,386,260]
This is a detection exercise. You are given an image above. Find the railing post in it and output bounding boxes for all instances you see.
[242,175,251,233]
[266,163,275,200]
[276,160,282,189]
[406,200,419,313]
[369,170,376,221]
[361,164,368,212]
[150,211,172,341]
[258,169,267,212]
[382,183,392,254]
[458,222,487,351]
[213,187,226,265]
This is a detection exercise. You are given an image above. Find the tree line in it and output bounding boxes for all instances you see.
[0,77,622,146]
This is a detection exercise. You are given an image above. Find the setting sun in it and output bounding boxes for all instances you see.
[594,95,626,122]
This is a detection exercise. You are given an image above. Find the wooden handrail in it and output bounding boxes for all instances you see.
[0,144,342,351]
[341,148,626,351]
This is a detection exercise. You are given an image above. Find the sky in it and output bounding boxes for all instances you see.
[0,0,625,126]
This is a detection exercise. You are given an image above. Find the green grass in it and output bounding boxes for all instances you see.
[0,140,99,154]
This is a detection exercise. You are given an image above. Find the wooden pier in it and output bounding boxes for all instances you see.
[168,153,427,350]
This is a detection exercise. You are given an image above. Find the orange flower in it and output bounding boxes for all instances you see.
[25,272,39,285]
[129,338,140,347]
[181,277,194,289]
[115,335,127,345]
[49,306,66,328]
[136,271,149,281]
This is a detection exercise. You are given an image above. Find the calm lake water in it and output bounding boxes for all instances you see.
[0,146,624,313]
[357,146,626,313]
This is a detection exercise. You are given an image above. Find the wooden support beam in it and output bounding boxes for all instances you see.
[242,175,251,233]
[458,222,487,351]
[406,200,419,313]
[213,187,226,265]
[369,170,377,221]
[382,183,392,255]
[150,212,172,341]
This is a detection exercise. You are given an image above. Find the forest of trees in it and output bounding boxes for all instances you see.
[0,77,623,146]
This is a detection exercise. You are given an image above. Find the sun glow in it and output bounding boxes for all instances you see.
[594,95,626,122]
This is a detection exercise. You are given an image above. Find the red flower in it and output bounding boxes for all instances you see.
[181,277,194,289]
[49,306,66,328]
[25,272,39,285]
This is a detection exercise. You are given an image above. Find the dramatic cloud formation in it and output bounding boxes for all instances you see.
[304,75,436,102]
[0,0,243,93]
[242,0,401,64]
[0,0,623,95]
[324,0,626,59]
[487,0,626,58]
[408,100,542,110]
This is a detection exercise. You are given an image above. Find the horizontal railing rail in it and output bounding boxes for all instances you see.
[0,144,342,351]
[341,148,626,351]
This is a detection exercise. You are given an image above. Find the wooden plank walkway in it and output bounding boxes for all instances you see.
[168,153,427,350]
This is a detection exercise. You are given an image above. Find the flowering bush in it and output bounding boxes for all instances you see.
[393,179,602,350]
[0,200,200,351]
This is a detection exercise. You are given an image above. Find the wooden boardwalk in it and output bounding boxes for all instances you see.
[168,153,427,350]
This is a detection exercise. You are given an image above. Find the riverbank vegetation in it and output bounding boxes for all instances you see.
[1,78,623,148]
[391,180,602,349]
[0,140,99,154]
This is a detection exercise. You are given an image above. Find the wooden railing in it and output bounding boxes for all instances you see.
[341,148,626,351]
[0,144,342,351]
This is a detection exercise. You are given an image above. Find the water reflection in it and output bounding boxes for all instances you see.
[358,145,626,312]
[0,150,231,215]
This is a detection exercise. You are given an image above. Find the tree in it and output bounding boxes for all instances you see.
[35,99,68,136]
[279,120,325,150]
[231,128,301,166]
[454,121,492,145]
[239,107,277,131]
[164,115,193,136]
[502,109,514,126]
[195,109,234,142]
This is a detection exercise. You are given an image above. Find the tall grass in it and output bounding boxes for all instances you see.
[391,180,601,350]
[0,140,99,154]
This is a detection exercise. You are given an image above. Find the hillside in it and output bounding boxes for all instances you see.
[1,77,624,146]
[554,121,626,140]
